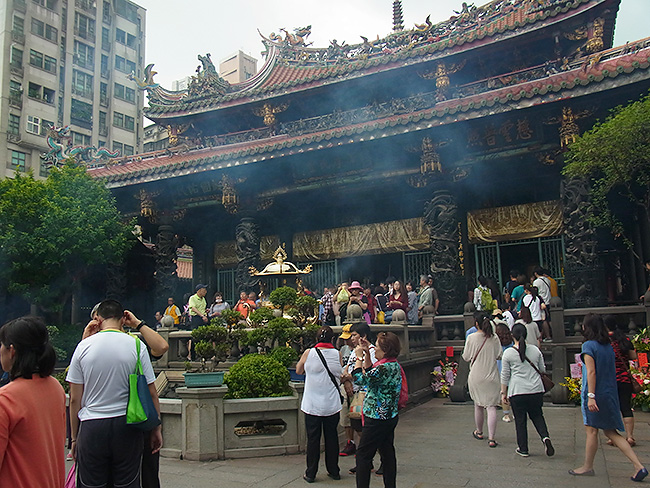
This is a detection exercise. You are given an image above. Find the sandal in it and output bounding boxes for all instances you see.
[472,430,484,440]
[628,437,637,447]
[606,438,614,446]
[488,440,498,448]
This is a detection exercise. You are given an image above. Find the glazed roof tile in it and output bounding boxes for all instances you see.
[144,0,612,118]
[92,46,650,186]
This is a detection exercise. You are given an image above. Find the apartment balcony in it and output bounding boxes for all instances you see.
[98,125,108,137]
[10,63,23,77]
[7,133,22,144]
[8,93,23,109]
[75,0,97,15]
[11,31,25,44]
[13,0,26,13]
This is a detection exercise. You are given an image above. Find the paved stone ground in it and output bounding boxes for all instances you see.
[69,398,650,487]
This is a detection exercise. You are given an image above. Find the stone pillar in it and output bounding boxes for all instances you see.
[424,180,464,315]
[235,216,260,293]
[155,223,178,305]
[550,346,569,404]
[561,177,607,308]
[105,262,127,301]
[177,386,227,461]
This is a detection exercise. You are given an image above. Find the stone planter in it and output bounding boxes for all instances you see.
[183,371,225,387]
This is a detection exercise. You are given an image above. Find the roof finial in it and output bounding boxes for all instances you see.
[392,0,404,32]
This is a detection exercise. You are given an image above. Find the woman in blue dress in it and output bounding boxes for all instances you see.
[570,314,647,482]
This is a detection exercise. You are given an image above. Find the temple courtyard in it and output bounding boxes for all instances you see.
[146,398,650,487]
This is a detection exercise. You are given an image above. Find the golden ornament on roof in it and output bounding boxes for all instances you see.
[249,246,312,276]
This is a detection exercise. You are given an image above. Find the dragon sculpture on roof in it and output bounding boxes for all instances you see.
[40,125,120,168]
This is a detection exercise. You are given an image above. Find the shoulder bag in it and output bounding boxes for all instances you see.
[521,350,554,393]
[314,347,345,405]
[470,336,489,367]
[126,337,161,431]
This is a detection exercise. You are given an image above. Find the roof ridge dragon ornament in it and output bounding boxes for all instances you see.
[40,125,120,168]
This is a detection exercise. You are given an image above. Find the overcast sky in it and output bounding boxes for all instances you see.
[135,0,649,89]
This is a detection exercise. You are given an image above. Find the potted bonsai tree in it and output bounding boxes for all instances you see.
[184,323,230,387]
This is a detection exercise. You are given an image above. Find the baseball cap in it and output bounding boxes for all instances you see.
[340,324,352,339]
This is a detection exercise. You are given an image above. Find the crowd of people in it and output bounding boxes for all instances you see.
[2,263,650,486]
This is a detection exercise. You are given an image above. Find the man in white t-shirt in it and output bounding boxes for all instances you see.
[67,300,162,488]
[532,267,552,340]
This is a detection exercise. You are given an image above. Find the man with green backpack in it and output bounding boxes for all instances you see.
[67,300,163,488]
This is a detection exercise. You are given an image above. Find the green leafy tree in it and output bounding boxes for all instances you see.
[563,92,650,249]
[0,162,132,322]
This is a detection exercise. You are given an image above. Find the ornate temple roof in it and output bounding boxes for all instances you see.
[140,0,618,118]
[91,43,650,186]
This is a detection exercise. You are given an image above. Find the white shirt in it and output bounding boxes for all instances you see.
[345,344,377,393]
[522,294,543,321]
[533,277,551,303]
[301,348,342,417]
[67,330,156,422]
[500,345,545,397]
[515,318,541,346]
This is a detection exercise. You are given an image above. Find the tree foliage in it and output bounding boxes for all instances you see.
[0,162,132,313]
[563,92,650,244]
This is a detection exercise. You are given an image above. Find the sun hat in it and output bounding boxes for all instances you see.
[340,324,352,339]
[349,281,363,291]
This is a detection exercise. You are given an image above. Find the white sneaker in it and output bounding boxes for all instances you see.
[502,414,513,423]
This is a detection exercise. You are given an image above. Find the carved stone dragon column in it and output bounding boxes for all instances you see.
[235,217,261,293]
[155,222,178,304]
[424,179,464,314]
[105,263,127,302]
[561,177,606,307]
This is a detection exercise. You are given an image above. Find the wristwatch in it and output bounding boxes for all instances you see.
[587,392,596,399]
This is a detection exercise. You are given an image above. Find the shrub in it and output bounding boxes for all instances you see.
[269,286,297,310]
[245,327,271,350]
[48,324,82,362]
[301,323,321,348]
[191,324,228,343]
[249,306,275,326]
[220,309,243,329]
[296,295,318,316]
[270,346,299,368]
[267,317,299,348]
[224,354,292,399]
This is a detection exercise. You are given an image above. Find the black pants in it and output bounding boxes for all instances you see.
[618,381,634,418]
[356,416,398,488]
[142,430,160,488]
[77,416,143,488]
[305,412,340,479]
[509,392,549,453]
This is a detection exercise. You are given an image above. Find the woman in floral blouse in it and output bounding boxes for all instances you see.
[352,332,405,488]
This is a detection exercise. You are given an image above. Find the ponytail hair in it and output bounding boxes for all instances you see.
[0,316,56,380]
[479,317,494,337]
[524,283,538,299]
[511,323,528,363]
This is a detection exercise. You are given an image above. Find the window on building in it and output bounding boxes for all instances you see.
[73,40,94,69]
[102,1,111,24]
[29,49,56,73]
[115,0,138,23]
[26,115,41,134]
[123,144,134,156]
[72,70,93,98]
[41,119,53,135]
[70,98,93,128]
[115,55,136,75]
[42,87,55,103]
[9,81,22,101]
[98,140,106,148]
[100,54,109,77]
[74,12,95,40]
[33,0,57,9]
[100,82,108,105]
[115,28,126,44]
[114,83,135,103]
[112,111,134,131]
[10,151,27,172]
[98,111,107,135]
[45,24,57,42]
[8,114,20,135]
[11,46,23,68]
[101,27,109,51]
[75,0,97,14]
[39,161,50,178]
[112,141,123,155]
[31,18,44,36]
[72,131,91,146]
[13,15,25,35]
[28,82,41,99]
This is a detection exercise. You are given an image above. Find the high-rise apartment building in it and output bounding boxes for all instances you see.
[219,51,257,84]
[0,0,145,178]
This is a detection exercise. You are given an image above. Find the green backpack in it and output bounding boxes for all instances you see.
[480,287,495,312]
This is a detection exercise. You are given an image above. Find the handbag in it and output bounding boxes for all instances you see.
[523,353,554,393]
[126,337,161,431]
[348,390,366,419]
[314,347,344,405]
[65,463,76,488]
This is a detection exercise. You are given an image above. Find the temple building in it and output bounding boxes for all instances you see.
[88,0,650,313]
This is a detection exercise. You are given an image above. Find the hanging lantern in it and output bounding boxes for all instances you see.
[220,175,239,214]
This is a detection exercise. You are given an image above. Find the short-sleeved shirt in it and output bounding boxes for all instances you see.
[67,330,156,421]
[522,294,543,321]
[188,293,207,317]
[0,377,66,488]
[511,285,525,311]
[581,340,624,430]
[352,362,402,420]
[345,345,377,393]
[611,336,633,384]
